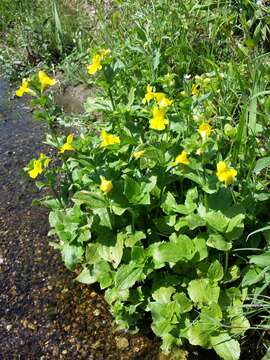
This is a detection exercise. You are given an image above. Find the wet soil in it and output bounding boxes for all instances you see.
[0,78,160,360]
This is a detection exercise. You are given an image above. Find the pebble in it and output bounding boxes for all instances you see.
[115,336,129,350]
[6,324,12,331]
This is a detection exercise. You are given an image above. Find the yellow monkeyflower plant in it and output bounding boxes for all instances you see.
[38,71,56,91]
[142,85,173,107]
[88,54,102,75]
[192,83,200,97]
[216,161,237,186]
[100,130,120,148]
[172,150,190,166]
[142,84,156,104]
[59,134,75,154]
[28,160,43,179]
[87,49,111,75]
[198,122,212,141]
[16,79,36,97]
[28,153,50,179]
[155,93,173,108]
[149,106,168,131]
[100,176,113,194]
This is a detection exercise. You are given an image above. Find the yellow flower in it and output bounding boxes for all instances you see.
[28,160,43,179]
[39,153,51,167]
[38,71,56,91]
[155,93,173,107]
[216,161,237,186]
[149,106,168,131]
[16,79,35,97]
[192,83,200,96]
[100,48,111,59]
[198,122,212,141]
[100,130,120,147]
[133,150,145,160]
[173,150,190,166]
[100,176,113,194]
[59,134,75,154]
[142,84,155,104]
[87,54,102,75]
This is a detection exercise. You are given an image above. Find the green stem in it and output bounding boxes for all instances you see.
[225,251,229,275]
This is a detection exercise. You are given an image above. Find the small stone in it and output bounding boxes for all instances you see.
[115,336,129,350]
[62,350,68,355]
[0,257,4,265]
[92,340,101,350]
[6,324,12,331]
[93,309,100,316]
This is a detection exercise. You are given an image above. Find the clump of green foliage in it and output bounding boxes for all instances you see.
[9,0,270,358]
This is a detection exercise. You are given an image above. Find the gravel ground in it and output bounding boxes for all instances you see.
[0,78,160,360]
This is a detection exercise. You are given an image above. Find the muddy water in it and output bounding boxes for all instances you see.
[0,78,159,359]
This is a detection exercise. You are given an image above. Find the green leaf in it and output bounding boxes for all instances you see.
[161,192,190,215]
[127,87,136,109]
[205,211,229,232]
[207,260,224,282]
[249,252,270,267]
[152,235,195,263]
[123,175,156,205]
[185,187,198,211]
[193,235,208,262]
[225,214,245,241]
[185,213,205,230]
[114,262,144,290]
[253,156,270,174]
[61,243,84,270]
[98,232,124,269]
[125,230,146,247]
[187,278,220,307]
[94,261,113,289]
[187,322,212,348]
[73,191,106,208]
[207,234,232,251]
[75,267,96,284]
[242,266,268,287]
[173,292,192,313]
[84,96,113,113]
[93,208,112,229]
[210,333,240,360]
[152,287,175,303]
[85,243,100,264]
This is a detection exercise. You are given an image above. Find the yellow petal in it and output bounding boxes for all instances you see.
[149,106,168,131]
[174,150,190,165]
[88,54,102,75]
[100,176,113,193]
[155,93,173,107]
[100,130,120,147]
[38,71,56,90]
[67,134,74,144]
[216,161,237,186]
[198,122,212,140]
[28,160,43,179]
